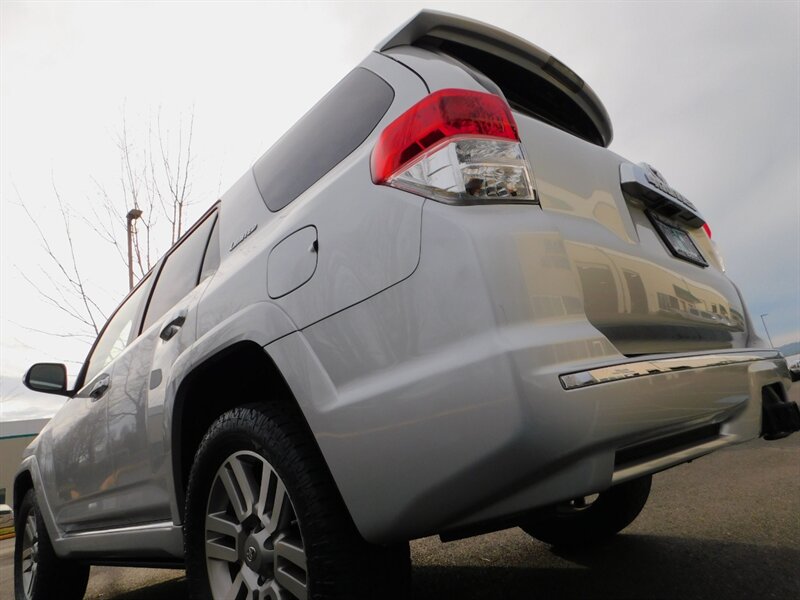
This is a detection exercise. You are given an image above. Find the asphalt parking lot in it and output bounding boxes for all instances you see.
[2,385,798,600]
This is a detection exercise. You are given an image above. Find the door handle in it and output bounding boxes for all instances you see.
[90,375,110,400]
[160,308,188,341]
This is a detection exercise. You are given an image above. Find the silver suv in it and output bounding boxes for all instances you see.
[13,11,799,600]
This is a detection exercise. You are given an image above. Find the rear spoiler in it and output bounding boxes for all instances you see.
[377,10,613,148]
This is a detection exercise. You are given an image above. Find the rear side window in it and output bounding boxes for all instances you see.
[199,215,220,282]
[252,68,394,212]
[85,273,153,383]
[141,212,216,331]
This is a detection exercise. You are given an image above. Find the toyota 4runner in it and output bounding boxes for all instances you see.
[14,10,799,600]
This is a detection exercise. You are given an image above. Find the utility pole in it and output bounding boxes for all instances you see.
[126,208,143,290]
[760,313,775,348]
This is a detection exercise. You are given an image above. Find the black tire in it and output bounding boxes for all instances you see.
[184,405,411,600]
[521,475,652,548]
[13,488,90,600]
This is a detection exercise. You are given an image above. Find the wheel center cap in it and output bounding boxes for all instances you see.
[243,533,265,572]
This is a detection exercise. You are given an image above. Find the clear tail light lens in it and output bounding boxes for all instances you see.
[371,89,537,205]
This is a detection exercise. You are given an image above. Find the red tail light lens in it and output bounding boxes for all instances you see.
[371,89,537,204]
[371,89,519,183]
[700,221,725,271]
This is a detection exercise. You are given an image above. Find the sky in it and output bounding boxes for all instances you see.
[1,1,799,419]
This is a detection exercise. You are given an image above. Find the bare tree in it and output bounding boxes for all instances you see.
[88,107,196,280]
[14,181,105,338]
[16,108,197,345]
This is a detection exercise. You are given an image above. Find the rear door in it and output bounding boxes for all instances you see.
[514,112,747,355]
[101,210,218,527]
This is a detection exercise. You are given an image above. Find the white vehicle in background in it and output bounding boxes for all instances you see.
[13,10,799,600]
[789,359,800,381]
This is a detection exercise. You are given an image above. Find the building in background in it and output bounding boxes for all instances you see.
[0,418,49,507]
[1,375,66,509]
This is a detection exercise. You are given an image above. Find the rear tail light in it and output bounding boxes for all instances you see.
[371,89,537,205]
[701,221,726,272]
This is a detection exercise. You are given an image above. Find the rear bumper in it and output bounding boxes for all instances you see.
[437,347,791,538]
[291,201,791,543]
[553,350,790,487]
[298,291,792,543]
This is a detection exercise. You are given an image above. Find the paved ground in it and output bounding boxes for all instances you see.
[2,386,798,599]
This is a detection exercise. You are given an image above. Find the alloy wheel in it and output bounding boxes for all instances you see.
[20,512,38,599]
[205,450,307,600]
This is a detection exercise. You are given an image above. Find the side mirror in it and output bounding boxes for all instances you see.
[23,363,69,395]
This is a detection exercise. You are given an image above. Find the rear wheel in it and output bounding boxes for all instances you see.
[13,489,90,600]
[185,405,410,600]
[521,475,652,548]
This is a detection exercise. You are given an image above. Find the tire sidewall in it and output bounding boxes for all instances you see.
[13,489,89,600]
[13,491,36,600]
[184,406,410,600]
[523,475,652,547]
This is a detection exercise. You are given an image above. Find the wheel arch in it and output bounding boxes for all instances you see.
[13,467,34,512]
[12,456,63,550]
[170,339,321,523]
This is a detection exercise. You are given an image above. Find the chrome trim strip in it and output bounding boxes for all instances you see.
[559,350,782,390]
[64,520,174,538]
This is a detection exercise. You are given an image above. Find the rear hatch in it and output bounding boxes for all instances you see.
[379,9,749,355]
[515,112,747,355]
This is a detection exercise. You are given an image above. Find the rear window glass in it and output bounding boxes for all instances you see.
[430,40,605,146]
[253,68,394,212]
[199,215,220,282]
[85,273,152,383]
[141,212,216,332]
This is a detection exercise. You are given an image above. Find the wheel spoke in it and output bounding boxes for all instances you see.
[21,512,39,599]
[222,568,245,600]
[206,511,243,564]
[260,579,290,600]
[275,565,307,600]
[241,568,260,597]
[25,516,36,541]
[275,537,306,571]
[206,450,307,600]
[207,511,243,538]
[206,539,238,563]
[265,480,288,535]
[231,455,258,513]
[256,461,274,518]
[219,459,253,522]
